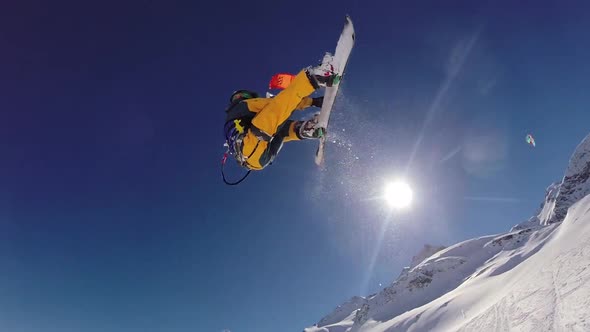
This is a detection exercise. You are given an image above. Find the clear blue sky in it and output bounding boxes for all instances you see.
[2,1,590,332]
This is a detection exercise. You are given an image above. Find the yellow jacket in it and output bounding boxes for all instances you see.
[225,70,317,170]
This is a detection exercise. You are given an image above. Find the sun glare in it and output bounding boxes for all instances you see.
[384,180,413,209]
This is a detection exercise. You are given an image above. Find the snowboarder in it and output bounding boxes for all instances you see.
[223,56,337,171]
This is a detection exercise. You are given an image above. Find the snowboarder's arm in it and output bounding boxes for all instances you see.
[243,98,269,114]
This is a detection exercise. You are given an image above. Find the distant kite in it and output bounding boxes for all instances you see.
[526,133,536,147]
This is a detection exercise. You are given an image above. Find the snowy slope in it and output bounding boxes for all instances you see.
[315,296,368,328]
[374,196,590,332]
[304,134,590,332]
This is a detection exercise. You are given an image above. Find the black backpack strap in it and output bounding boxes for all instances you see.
[221,151,252,185]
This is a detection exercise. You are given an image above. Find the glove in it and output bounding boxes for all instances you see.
[311,96,324,108]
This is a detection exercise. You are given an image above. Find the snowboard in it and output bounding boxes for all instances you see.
[314,15,355,166]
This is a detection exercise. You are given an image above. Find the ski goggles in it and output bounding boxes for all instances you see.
[230,90,259,104]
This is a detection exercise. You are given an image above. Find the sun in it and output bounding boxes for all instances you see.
[384,180,413,209]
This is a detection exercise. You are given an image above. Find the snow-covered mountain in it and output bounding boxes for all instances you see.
[541,134,590,225]
[304,133,590,332]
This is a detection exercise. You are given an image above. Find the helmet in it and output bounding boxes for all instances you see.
[229,90,259,104]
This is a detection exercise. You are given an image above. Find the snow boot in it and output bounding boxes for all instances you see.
[307,53,337,88]
[295,114,325,139]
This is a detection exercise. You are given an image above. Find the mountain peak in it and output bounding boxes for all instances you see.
[542,133,590,225]
[409,244,446,269]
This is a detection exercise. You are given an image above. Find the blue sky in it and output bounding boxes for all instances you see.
[2,1,590,332]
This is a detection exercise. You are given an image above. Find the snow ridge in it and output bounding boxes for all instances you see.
[543,133,590,224]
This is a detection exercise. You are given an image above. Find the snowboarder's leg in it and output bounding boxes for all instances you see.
[271,115,323,143]
[250,70,316,137]
[246,120,297,168]
[262,121,292,164]
[276,120,298,142]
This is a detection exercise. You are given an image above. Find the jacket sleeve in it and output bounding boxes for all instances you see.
[245,96,312,113]
[243,98,270,114]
